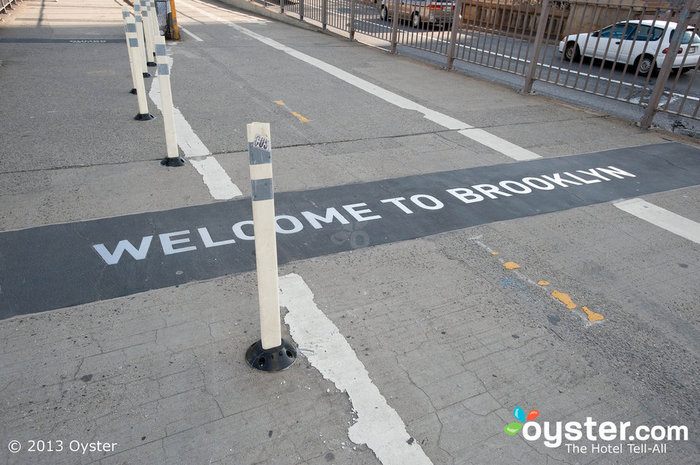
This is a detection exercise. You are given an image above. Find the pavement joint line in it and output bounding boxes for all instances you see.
[279,272,434,465]
[147,46,242,200]
[613,198,700,244]
[179,0,542,162]
[189,127,484,159]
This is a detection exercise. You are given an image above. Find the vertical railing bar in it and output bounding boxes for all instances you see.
[509,0,526,74]
[523,0,550,93]
[641,1,694,129]
[446,0,463,68]
[537,2,557,81]
[567,0,595,90]
[391,0,399,53]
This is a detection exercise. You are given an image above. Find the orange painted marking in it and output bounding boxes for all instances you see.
[537,280,550,286]
[582,306,604,322]
[551,290,577,309]
[502,262,520,270]
[291,111,310,123]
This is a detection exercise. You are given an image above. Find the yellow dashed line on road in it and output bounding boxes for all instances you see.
[274,101,311,122]
[471,236,604,324]
[551,290,577,310]
[582,306,605,323]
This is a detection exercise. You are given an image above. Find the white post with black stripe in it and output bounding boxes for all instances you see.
[123,10,154,121]
[139,0,157,67]
[155,35,184,167]
[133,3,152,77]
[121,8,139,94]
[245,123,297,372]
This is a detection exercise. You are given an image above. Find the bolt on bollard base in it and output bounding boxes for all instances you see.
[134,112,155,121]
[246,338,297,372]
[160,156,186,166]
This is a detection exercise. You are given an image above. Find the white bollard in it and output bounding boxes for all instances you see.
[139,0,157,67]
[121,8,139,94]
[244,123,297,372]
[155,35,185,167]
[133,3,152,77]
[123,10,154,121]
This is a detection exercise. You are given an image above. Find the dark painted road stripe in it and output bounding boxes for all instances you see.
[1,143,699,319]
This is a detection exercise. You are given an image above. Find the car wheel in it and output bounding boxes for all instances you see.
[411,12,421,29]
[636,54,657,77]
[380,6,388,21]
[564,42,580,61]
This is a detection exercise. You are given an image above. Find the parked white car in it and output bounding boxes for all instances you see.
[558,20,700,76]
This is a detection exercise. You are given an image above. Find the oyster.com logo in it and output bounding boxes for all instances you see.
[502,405,688,454]
[504,406,539,436]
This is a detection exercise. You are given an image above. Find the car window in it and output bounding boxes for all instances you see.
[630,25,661,42]
[605,24,629,39]
[650,26,664,41]
[598,25,613,38]
[681,29,700,44]
[622,25,637,40]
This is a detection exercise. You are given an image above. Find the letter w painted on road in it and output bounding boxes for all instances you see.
[93,236,153,265]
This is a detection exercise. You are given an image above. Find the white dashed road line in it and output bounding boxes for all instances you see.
[148,48,242,200]
[614,198,700,244]
[178,0,542,162]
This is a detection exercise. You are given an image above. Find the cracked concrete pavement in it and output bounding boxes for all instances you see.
[1,0,699,464]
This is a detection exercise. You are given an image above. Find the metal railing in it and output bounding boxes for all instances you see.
[1,0,22,15]
[242,0,699,128]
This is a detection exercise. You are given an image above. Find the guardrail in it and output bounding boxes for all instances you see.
[226,0,699,129]
[1,0,22,16]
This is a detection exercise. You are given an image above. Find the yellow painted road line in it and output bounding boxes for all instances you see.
[274,100,311,122]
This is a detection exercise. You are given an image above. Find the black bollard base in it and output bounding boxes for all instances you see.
[246,339,297,372]
[160,156,186,167]
[134,113,155,121]
[147,61,157,67]
[130,88,137,95]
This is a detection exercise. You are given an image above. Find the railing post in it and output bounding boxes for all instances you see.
[349,0,356,39]
[640,2,695,129]
[523,0,550,94]
[391,0,400,54]
[322,0,328,30]
[446,0,463,70]
[299,0,304,21]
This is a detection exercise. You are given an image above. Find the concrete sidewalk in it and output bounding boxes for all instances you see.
[1,1,698,464]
